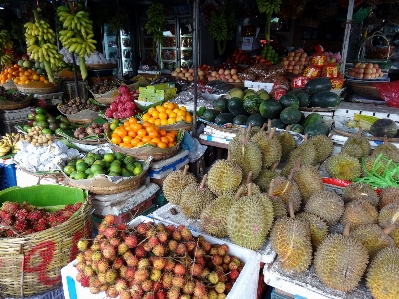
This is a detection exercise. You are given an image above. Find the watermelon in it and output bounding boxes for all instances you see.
[243,95,263,114]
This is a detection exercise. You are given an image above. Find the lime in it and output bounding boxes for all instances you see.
[125,163,135,173]
[93,170,107,176]
[111,160,122,165]
[75,159,85,166]
[93,160,106,168]
[74,171,87,180]
[115,152,125,161]
[70,171,78,179]
[23,125,31,133]
[68,160,76,167]
[28,113,35,120]
[124,155,135,165]
[42,128,53,135]
[133,167,143,176]
[122,168,132,177]
[35,107,45,114]
[63,165,75,175]
[110,123,118,131]
[91,164,104,173]
[37,121,49,129]
[112,118,119,124]
[84,156,95,166]
[109,164,122,174]
[87,174,94,179]
[87,153,95,157]
[133,162,142,169]
[33,121,39,127]
[103,161,110,170]
[85,168,92,175]
[35,114,47,122]
[108,171,120,177]
[103,153,115,163]
[94,154,102,160]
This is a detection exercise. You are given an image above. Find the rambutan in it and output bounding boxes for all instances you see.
[153,257,166,270]
[153,281,162,292]
[215,281,226,294]
[150,268,162,281]
[145,228,157,238]
[84,249,94,261]
[209,247,218,256]
[99,285,109,292]
[118,242,129,255]
[171,275,185,288]
[15,209,28,220]
[27,210,42,221]
[177,225,185,231]
[190,263,203,277]
[228,261,238,271]
[91,250,102,262]
[161,271,173,289]
[164,258,175,271]
[115,278,128,292]
[224,282,233,293]
[172,230,182,241]
[148,236,160,247]
[176,243,187,256]
[182,280,195,294]
[76,252,85,263]
[152,244,166,257]
[195,256,206,267]
[125,234,138,248]
[134,245,146,258]
[156,222,166,232]
[104,227,118,239]
[102,245,117,260]
[200,267,210,278]
[217,246,227,257]
[167,286,180,299]
[141,279,154,292]
[157,231,168,243]
[143,242,152,252]
[207,271,219,284]
[185,241,196,252]
[193,282,207,297]
[103,214,115,226]
[223,255,231,264]
[88,276,100,289]
[112,257,124,269]
[168,240,178,252]
[110,237,121,247]
[134,268,149,283]
[80,275,90,288]
[15,219,27,232]
[180,294,191,299]
[136,222,148,235]
[142,292,155,299]
[216,269,227,283]
[129,283,144,298]
[33,222,47,232]
[77,239,89,251]
[125,254,139,267]
[119,289,131,299]
[97,272,107,284]
[2,201,20,214]
[173,263,186,276]
[105,268,118,284]
[138,258,150,269]
[117,223,127,230]
[98,223,108,234]
[155,290,166,299]
[208,289,218,299]
[165,224,176,234]
[75,262,86,272]
[125,266,136,281]
[212,255,223,266]
[180,227,193,241]
[229,269,239,280]
[106,285,119,298]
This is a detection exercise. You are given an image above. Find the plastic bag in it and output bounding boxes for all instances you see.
[371,81,399,107]
[181,132,207,163]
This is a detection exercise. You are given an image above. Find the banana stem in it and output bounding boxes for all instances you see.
[217,40,227,56]
[43,59,55,83]
[79,55,88,80]
[266,13,272,42]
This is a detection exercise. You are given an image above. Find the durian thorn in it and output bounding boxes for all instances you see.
[392,210,399,224]
[241,145,245,157]
[241,131,247,144]
[291,156,301,177]
[271,162,279,172]
[269,127,276,140]
[267,119,272,135]
[246,171,253,184]
[343,224,351,237]
[234,186,244,200]
[227,149,232,162]
[199,174,207,189]
[384,135,388,144]
[183,164,190,176]
[247,123,252,133]
[383,223,398,235]
[260,122,267,132]
[288,202,295,219]
[279,180,291,196]
[268,179,275,197]
[357,126,363,137]
[247,183,253,196]
[304,133,309,143]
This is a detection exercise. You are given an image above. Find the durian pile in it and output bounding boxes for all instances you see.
[161,122,399,298]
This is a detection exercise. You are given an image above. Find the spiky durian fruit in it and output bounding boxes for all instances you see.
[227,184,274,250]
[342,182,379,206]
[293,164,324,204]
[308,134,334,163]
[230,124,260,144]
[254,163,279,193]
[268,183,287,220]
[229,130,262,180]
[350,224,395,259]
[305,190,344,225]
[324,152,362,181]
[238,171,261,196]
[297,212,329,249]
[314,226,369,293]
[162,165,197,205]
[372,137,399,163]
[180,174,216,219]
[379,187,399,210]
[341,199,378,229]
[340,129,371,160]
[271,171,302,213]
[378,202,399,247]
[288,135,318,166]
[270,203,313,273]
[250,124,282,168]
[366,247,399,299]
[277,126,296,160]
[206,151,242,196]
[200,187,243,238]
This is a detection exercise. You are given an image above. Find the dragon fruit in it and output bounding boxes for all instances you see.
[105,87,140,119]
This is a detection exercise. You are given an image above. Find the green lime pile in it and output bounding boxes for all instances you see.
[24,107,72,134]
[63,152,143,180]
[261,45,279,65]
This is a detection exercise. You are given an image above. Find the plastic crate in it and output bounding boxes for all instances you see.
[148,149,189,179]
[271,288,294,299]
[0,163,17,191]
[0,106,31,121]
[62,215,261,299]
[34,92,64,107]
[61,81,88,100]
[5,287,65,299]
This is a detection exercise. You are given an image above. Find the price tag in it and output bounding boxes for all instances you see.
[242,37,253,51]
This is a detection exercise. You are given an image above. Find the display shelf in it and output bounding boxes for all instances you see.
[181,47,192,50]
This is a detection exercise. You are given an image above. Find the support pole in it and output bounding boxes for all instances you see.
[192,0,200,138]
[340,0,355,74]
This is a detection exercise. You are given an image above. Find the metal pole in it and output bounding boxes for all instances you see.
[340,0,355,75]
[192,0,199,138]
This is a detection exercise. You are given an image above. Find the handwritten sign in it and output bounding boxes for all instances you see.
[242,37,253,51]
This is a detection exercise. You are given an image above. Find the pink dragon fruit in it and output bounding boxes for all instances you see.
[118,86,130,95]
[105,109,114,118]
[110,102,118,111]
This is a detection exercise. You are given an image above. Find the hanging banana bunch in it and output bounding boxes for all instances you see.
[256,0,282,41]
[0,30,14,67]
[24,10,63,83]
[144,3,166,53]
[57,2,96,80]
[208,0,236,56]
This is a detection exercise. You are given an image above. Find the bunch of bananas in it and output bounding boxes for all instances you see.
[0,133,24,156]
[57,5,96,57]
[144,3,166,47]
[257,0,283,14]
[0,30,14,67]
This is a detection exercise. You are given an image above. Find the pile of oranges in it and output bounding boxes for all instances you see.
[141,102,193,126]
[0,64,48,85]
[110,117,179,149]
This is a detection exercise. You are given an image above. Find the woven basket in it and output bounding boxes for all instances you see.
[112,143,181,161]
[63,157,151,195]
[0,185,91,298]
[0,80,17,90]
[89,88,118,104]
[0,95,33,111]
[158,121,192,132]
[15,83,59,95]
[351,83,381,100]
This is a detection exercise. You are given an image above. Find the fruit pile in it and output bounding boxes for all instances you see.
[105,86,140,119]
[0,201,82,237]
[25,107,71,134]
[0,86,27,102]
[0,133,24,156]
[260,45,279,65]
[73,122,110,139]
[58,97,100,115]
[347,62,384,80]
[281,49,310,74]
[63,152,143,180]
[141,102,193,126]
[0,29,13,68]
[25,126,56,146]
[224,49,251,65]
[91,79,116,95]
[0,62,48,85]
[75,215,244,298]
[110,117,179,149]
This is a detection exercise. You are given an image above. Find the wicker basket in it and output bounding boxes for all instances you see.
[58,106,99,125]
[351,83,382,100]
[0,80,17,90]
[0,185,91,298]
[89,88,118,104]
[15,83,60,95]
[63,157,151,195]
[0,95,33,111]
[158,121,192,132]
[112,143,182,161]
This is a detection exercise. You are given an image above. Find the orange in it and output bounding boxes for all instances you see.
[111,135,122,144]
[148,130,159,139]
[118,143,127,147]
[43,79,49,84]
[24,71,30,76]
[156,106,166,113]
[124,120,130,127]
[131,123,143,131]
[167,118,176,125]
[115,127,127,137]
[142,136,152,143]
[20,75,27,82]
[148,107,156,114]
[128,130,137,138]
[124,143,133,148]
[154,119,161,126]
[160,119,168,126]
[159,129,167,137]
[7,73,12,80]
[39,76,46,82]
[142,121,152,128]
[131,138,140,146]
[185,115,193,122]
[166,135,175,143]
[129,117,138,124]
[24,79,30,84]
[165,109,173,115]
[157,142,168,149]
[166,102,175,110]
[122,136,132,144]
[32,74,39,81]
[145,125,155,132]
[163,102,170,108]
[142,113,151,122]
[136,142,145,147]
[151,111,159,119]
[124,124,131,131]
[168,112,177,118]
[173,108,180,114]
[179,106,186,111]
[176,115,185,122]
[13,78,20,84]
[148,117,156,124]
[160,137,169,144]
[168,142,176,147]
[169,130,178,136]
[176,110,186,117]
[137,129,147,138]
[185,111,192,116]
[148,141,157,147]
[151,137,161,143]
[158,112,168,120]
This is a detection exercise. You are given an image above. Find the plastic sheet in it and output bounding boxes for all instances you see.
[371,81,399,107]
[172,90,219,109]
[181,132,208,162]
